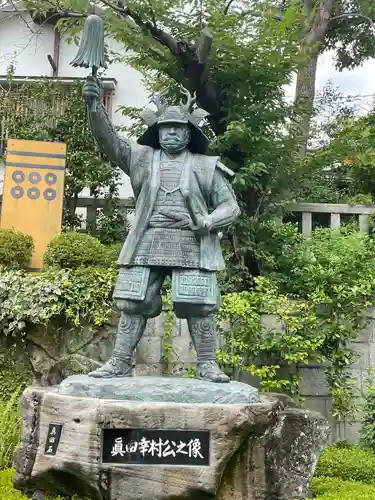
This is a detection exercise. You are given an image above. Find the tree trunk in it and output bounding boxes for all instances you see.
[293,0,334,157]
[294,53,319,156]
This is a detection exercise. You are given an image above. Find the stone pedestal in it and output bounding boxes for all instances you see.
[14,377,329,500]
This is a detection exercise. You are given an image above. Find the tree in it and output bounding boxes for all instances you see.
[305,104,375,203]
[291,0,375,156]
[292,0,335,157]
[24,0,307,278]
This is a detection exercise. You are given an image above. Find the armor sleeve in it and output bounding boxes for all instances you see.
[208,166,240,230]
[215,161,236,181]
[88,103,144,176]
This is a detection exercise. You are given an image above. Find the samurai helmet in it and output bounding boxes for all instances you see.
[137,86,210,154]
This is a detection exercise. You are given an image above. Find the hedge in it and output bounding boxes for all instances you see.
[0,229,33,269]
[315,444,375,484]
[310,477,375,499]
[44,232,108,269]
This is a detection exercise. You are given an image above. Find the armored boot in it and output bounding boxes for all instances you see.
[187,315,230,383]
[88,314,146,378]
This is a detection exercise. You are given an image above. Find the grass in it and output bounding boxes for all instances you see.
[0,469,87,499]
[0,387,22,470]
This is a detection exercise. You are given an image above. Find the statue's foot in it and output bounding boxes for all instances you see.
[88,358,133,378]
[196,361,230,383]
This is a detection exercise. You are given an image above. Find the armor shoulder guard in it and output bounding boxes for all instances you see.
[216,161,235,181]
[192,154,218,198]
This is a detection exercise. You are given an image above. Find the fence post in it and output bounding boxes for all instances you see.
[86,204,97,234]
[330,213,341,230]
[359,214,369,234]
[301,212,312,236]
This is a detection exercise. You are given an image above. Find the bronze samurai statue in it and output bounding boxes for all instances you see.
[83,78,240,383]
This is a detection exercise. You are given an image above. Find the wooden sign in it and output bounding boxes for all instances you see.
[44,423,63,456]
[1,139,67,270]
[102,428,210,466]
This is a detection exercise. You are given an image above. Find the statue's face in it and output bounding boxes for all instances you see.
[159,123,190,154]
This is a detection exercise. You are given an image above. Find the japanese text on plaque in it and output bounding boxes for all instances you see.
[102,429,210,466]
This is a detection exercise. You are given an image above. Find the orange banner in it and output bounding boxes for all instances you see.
[1,139,67,270]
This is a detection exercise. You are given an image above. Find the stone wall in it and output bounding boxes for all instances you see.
[135,314,197,377]
[135,308,375,444]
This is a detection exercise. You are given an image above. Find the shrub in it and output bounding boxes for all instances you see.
[310,477,375,499]
[44,232,107,269]
[232,223,375,418]
[258,223,375,299]
[0,266,117,384]
[0,266,117,337]
[217,277,325,395]
[0,229,33,269]
[102,242,122,267]
[315,444,375,484]
[0,388,22,470]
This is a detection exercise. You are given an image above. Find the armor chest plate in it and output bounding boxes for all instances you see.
[155,157,185,207]
[159,158,183,191]
[149,154,190,228]
[132,153,200,268]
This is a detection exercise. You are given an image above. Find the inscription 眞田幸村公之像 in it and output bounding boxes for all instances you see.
[102,429,210,466]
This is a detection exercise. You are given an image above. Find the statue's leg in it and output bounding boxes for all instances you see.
[173,269,229,383]
[89,267,165,378]
[187,315,230,383]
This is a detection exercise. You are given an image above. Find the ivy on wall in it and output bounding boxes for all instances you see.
[217,223,375,419]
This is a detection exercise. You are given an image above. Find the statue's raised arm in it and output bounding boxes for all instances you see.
[83,76,138,176]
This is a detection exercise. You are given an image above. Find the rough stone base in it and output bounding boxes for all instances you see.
[58,375,260,404]
[14,386,329,500]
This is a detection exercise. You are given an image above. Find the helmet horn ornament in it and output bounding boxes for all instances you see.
[180,86,197,112]
[151,89,168,115]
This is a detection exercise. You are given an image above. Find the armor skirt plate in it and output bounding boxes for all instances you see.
[131,227,200,268]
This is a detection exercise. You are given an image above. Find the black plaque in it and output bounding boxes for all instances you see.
[44,423,63,456]
[102,429,210,466]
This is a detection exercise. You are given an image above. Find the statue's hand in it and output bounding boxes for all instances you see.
[82,75,102,109]
[191,215,212,236]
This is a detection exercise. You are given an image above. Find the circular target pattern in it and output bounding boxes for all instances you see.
[43,188,56,201]
[11,186,24,199]
[12,170,25,183]
[45,173,57,185]
[27,187,40,200]
[29,172,41,184]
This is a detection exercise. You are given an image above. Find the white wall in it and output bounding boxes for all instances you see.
[0,12,54,76]
[0,6,149,199]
